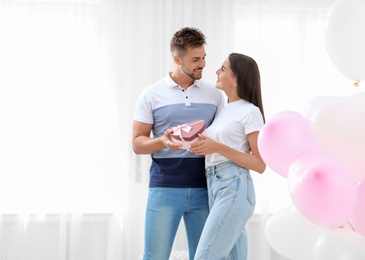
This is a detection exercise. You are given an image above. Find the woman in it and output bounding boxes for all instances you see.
[190,53,266,260]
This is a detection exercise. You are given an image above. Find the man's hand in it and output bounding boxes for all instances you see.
[163,129,182,150]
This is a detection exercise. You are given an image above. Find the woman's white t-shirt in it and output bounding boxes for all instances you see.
[205,99,264,168]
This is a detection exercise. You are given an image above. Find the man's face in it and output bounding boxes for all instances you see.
[179,46,206,80]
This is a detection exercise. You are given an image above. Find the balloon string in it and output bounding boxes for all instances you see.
[353,80,362,104]
[347,221,356,232]
[360,92,363,105]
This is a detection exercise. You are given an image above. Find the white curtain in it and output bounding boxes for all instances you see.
[0,0,356,259]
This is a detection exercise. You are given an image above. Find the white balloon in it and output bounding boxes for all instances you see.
[303,96,335,119]
[304,92,365,182]
[324,0,365,81]
[314,229,365,260]
[265,206,329,260]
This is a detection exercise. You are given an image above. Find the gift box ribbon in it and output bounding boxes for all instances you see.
[172,124,192,141]
[172,120,204,142]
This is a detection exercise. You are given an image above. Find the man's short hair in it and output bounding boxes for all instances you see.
[170,27,206,56]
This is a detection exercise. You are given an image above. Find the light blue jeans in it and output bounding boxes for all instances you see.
[194,161,256,260]
[143,187,209,260]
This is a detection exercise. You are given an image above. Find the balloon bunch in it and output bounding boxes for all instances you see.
[258,0,365,259]
[259,95,365,260]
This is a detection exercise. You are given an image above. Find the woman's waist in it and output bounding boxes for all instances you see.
[206,160,247,172]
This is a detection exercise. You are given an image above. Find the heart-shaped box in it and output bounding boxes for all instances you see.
[171,120,206,149]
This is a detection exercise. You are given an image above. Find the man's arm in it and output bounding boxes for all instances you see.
[132,120,181,154]
[132,121,164,154]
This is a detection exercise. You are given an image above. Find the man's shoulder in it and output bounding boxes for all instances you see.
[196,79,220,93]
[149,77,167,88]
[196,80,224,101]
[142,77,168,94]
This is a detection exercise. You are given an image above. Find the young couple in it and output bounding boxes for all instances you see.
[132,27,266,260]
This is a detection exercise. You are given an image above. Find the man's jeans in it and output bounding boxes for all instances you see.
[194,161,256,260]
[143,187,209,260]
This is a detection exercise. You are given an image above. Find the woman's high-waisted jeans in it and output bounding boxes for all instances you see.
[194,161,256,260]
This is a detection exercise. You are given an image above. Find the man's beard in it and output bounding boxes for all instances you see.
[182,66,203,80]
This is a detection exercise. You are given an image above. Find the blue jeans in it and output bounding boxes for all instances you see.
[194,161,256,260]
[143,187,209,260]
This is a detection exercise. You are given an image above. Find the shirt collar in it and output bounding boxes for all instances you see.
[164,72,202,89]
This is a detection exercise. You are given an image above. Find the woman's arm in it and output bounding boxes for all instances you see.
[189,132,266,173]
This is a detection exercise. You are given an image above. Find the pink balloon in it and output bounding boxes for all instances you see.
[351,181,365,235]
[288,150,358,228]
[258,111,317,178]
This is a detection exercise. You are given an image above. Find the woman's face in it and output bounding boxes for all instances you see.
[215,58,236,92]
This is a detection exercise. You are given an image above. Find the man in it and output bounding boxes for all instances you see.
[132,27,224,260]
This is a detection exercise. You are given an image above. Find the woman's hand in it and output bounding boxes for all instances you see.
[189,134,218,155]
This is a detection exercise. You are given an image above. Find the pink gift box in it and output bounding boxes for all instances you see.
[171,120,206,149]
